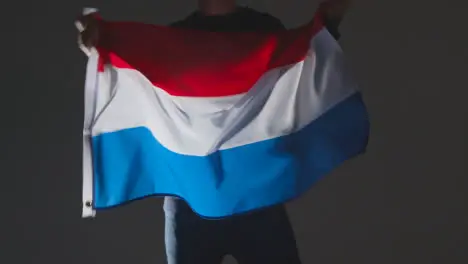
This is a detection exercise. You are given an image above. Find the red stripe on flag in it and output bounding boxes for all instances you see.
[96,12,325,97]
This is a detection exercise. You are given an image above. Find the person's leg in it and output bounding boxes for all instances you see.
[228,204,301,264]
[164,197,226,264]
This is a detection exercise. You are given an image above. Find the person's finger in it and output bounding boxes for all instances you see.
[75,19,86,33]
[76,14,96,33]
[76,15,89,33]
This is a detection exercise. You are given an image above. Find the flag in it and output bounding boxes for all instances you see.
[79,7,369,218]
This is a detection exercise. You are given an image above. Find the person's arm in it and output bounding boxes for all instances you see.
[321,0,351,40]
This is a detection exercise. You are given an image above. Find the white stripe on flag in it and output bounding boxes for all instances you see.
[89,28,357,156]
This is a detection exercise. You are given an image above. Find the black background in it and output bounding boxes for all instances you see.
[5,0,467,263]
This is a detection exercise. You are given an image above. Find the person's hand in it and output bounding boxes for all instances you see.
[76,13,100,48]
[322,0,351,24]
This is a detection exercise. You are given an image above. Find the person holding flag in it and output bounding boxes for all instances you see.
[77,0,356,263]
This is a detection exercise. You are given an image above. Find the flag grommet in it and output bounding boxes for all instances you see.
[85,201,92,207]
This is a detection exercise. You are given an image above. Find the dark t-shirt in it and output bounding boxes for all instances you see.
[170,6,285,31]
[170,6,340,39]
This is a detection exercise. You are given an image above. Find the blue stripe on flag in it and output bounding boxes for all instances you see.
[92,92,369,218]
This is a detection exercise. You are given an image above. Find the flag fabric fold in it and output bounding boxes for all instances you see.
[80,7,369,218]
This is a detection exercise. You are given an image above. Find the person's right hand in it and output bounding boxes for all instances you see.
[321,0,351,25]
[76,13,100,48]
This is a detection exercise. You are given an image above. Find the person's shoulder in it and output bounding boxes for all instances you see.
[169,20,184,27]
[169,12,196,27]
[240,7,285,30]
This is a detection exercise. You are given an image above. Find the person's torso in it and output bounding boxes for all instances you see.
[164,6,286,215]
[163,6,340,214]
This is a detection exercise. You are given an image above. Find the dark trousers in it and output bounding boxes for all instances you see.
[164,198,301,264]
